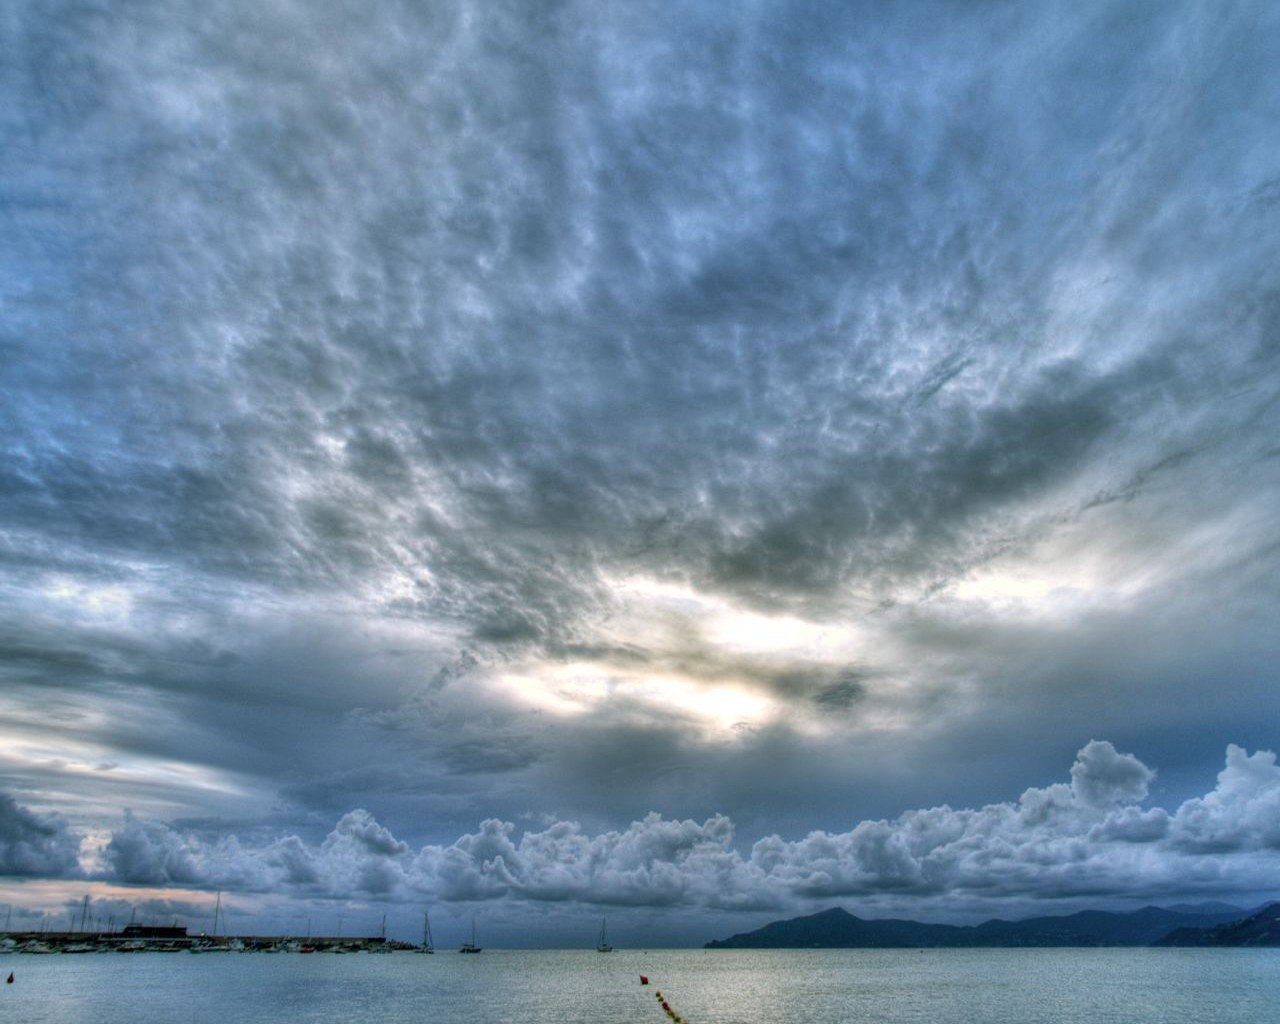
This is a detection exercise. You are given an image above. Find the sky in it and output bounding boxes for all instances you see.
[2,0,1280,946]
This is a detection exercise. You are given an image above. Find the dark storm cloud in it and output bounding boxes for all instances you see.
[0,793,81,877]
[2,0,1280,891]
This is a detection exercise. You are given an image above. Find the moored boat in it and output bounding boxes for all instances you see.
[459,917,482,953]
[415,910,434,954]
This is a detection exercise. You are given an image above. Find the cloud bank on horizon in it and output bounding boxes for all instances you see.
[5,742,1280,919]
[3,1,1280,923]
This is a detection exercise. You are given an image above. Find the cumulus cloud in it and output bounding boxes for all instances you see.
[87,743,1280,911]
[0,792,82,876]
[1070,739,1154,808]
[1169,745,1280,854]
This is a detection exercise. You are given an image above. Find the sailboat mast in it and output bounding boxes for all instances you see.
[212,892,221,937]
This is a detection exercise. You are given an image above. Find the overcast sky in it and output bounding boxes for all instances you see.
[3,0,1280,945]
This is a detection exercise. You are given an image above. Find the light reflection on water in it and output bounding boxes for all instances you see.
[3,947,1278,1024]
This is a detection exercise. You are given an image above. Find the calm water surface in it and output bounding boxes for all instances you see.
[3,948,1278,1024]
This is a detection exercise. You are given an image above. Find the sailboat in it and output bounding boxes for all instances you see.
[414,911,434,954]
[459,917,482,953]
[191,893,230,952]
[596,917,613,953]
[367,914,393,952]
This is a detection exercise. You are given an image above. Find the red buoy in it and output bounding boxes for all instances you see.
[640,975,649,985]
[6,972,13,984]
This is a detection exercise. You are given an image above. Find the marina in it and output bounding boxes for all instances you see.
[0,924,404,955]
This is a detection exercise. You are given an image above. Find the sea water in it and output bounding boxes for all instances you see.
[3,947,1278,1024]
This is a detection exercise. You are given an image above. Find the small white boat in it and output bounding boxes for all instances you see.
[189,941,230,953]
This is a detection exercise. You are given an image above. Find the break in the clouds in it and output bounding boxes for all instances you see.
[3,0,1280,927]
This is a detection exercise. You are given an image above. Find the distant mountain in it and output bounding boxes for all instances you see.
[705,908,959,949]
[1155,902,1280,947]
[966,906,1246,946]
[1162,901,1247,916]
[705,904,1247,949]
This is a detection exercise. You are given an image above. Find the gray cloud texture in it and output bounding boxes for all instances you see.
[2,0,1280,909]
